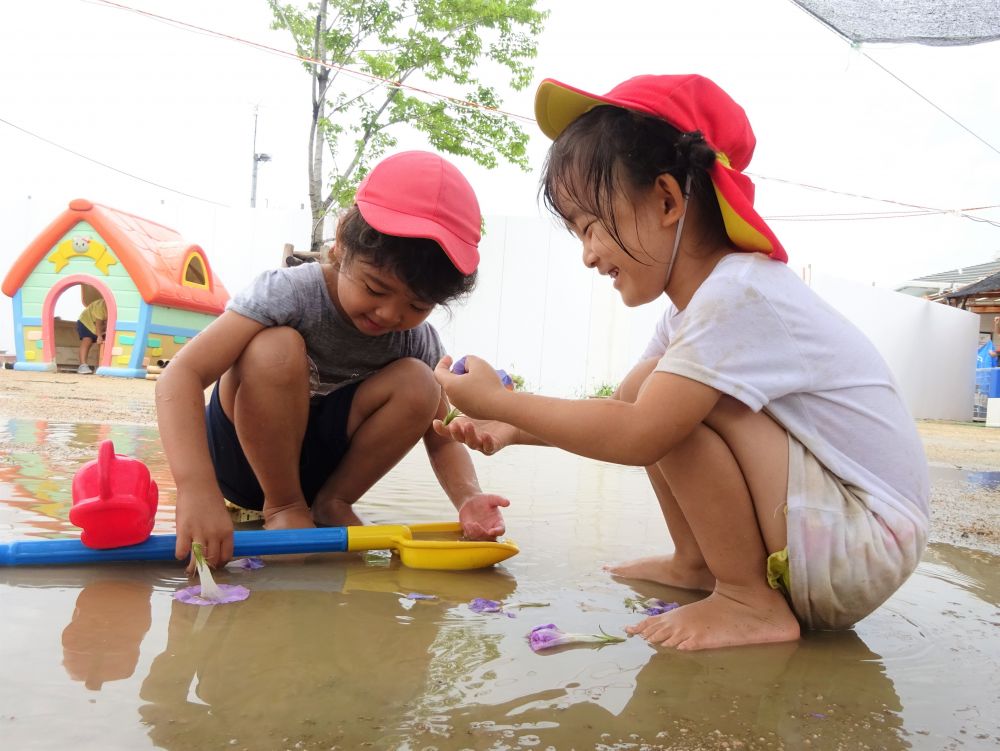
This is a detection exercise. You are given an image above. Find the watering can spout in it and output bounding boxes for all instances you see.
[69,440,158,549]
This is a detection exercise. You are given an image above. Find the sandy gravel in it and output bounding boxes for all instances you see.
[2,368,999,555]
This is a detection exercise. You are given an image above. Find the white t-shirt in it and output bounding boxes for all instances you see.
[644,252,929,528]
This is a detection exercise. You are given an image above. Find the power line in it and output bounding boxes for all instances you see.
[751,172,1000,227]
[89,0,535,124]
[0,115,230,207]
[36,0,1000,228]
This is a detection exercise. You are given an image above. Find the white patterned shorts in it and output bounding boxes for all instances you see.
[783,435,928,629]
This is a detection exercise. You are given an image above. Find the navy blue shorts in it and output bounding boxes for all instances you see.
[77,320,97,341]
[205,380,362,510]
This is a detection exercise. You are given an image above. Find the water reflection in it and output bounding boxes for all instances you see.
[62,578,153,690]
[2,418,1000,750]
[137,560,518,750]
[927,464,1000,491]
[386,625,906,750]
[0,417,173,539]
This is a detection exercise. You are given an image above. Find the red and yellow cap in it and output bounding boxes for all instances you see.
[535,74,786,263]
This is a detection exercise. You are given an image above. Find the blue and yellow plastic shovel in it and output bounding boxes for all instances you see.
[0,522,518,570]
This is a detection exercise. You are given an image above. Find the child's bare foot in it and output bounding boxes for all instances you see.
[262,501,316,530]
[604,554,715,591]
[311,497,364,528]
[626,585,800,650]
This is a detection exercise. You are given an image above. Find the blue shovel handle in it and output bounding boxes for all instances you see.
[0,527,350,566]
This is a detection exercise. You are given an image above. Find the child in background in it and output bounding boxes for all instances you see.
[76,297,107,374]
[434,75,929,650]
[156,151,509,568]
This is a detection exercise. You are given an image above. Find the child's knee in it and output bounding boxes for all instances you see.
[236,327,308,385]
[387,358,441,418]
[617,357,659,403]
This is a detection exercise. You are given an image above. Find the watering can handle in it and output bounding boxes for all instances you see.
[0,528,351,566]
[98,440,115,501]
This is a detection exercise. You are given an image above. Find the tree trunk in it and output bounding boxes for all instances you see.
[308,0,329,253]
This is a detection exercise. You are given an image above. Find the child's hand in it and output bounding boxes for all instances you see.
[458,493,510,539]
[434,414,518,456]
[175,495,235,574]
[434,355,508,418]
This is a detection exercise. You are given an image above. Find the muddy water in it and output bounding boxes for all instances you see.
[1,418,998,750]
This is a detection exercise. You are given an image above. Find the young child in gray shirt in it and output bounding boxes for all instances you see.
[156,151,509,568]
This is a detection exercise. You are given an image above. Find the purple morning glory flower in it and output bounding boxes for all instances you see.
[528,623,625,653]
[625,596,680,616]
[642,599,680,616]
[468,598,548,617]
[225,557,265,571]
[174,583,250,606]
[404,592,438,600]
[176,542,251,606]
[450,357,515,390]
[469,598,504,613]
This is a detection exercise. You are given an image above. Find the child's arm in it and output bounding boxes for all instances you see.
[155,311,268,568]
[435,355,720,466]
[432,414,549,454]
[423,394,510,539]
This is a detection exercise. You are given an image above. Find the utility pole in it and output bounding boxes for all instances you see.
[250,106,271,208]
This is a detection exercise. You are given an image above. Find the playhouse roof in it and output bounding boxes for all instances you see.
[2,198,229,315]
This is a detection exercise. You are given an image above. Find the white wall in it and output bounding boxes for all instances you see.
[805,269,978,420]
[1,201,977,418]
[430,216,667,396]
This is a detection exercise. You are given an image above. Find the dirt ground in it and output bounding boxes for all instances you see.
[2,368,999,555]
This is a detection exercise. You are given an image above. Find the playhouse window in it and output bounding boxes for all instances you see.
[182,253,209,289]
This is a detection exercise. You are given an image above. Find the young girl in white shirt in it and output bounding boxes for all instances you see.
[434,74,929,651]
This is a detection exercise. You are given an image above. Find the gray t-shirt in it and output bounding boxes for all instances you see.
[227,263,445,395]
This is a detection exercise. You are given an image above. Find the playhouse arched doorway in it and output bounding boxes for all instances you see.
[41,275,117,373]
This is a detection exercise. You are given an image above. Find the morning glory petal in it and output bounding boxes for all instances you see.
[174,583,250,606]
[225,557,265,571]
[528,623,625,652]
[643,599,680,616]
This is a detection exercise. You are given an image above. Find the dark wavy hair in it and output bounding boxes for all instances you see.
[541,105,728,260]
[333,205,477,306]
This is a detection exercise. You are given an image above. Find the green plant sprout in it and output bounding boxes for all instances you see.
[590,382,617,398]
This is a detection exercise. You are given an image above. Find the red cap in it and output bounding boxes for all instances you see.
[534,75,786,263]
[355,151,482,274]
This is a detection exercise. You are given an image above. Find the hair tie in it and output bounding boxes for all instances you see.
[675,131,715,171]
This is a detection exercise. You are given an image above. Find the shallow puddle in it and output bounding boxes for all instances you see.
[928,464,1000,491]
[1,417,998,750]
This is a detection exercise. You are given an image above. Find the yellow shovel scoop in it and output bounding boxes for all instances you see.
[347,522,518,570]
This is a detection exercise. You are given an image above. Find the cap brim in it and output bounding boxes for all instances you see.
[710,164,787,262]
[356,200,480,275]
[534,78,618,141]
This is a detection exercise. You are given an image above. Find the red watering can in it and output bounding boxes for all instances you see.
[69,440,158,549]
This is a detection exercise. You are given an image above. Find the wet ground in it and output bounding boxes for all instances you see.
[1,416,999,750]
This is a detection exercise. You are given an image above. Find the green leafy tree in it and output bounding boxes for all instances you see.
[267,0,547,251]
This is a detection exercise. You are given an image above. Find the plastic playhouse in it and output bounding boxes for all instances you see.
[2,199,229,377]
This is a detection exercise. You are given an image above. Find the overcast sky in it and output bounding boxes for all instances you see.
[2,0,999,289]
